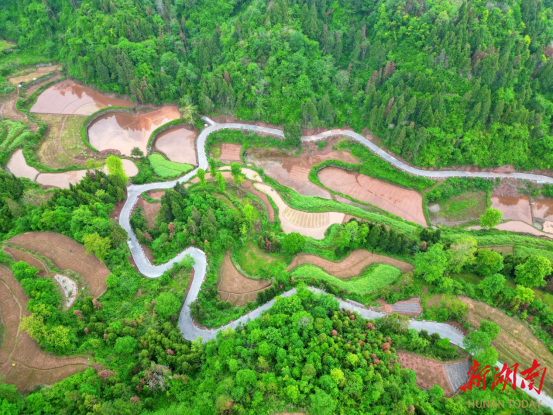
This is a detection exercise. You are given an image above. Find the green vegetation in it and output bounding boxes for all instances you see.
[0,120,32,151]
[147,153,193,178]
[234,242,286,277]
[434,192,488,222]
[292,263,402,297]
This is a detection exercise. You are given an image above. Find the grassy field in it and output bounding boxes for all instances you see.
[291,263,401,296]
[233,242,287,277]
[36,114,90,168]
[430,191,487,225]
[148,153,193,178]
[60,115,89,159]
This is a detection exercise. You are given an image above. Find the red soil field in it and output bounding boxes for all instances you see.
[491,196,533,224]
[220,143,242,162]
[288,249,413,277]
[137,197,161,229]
[8,232,110,297]
[397,352,456,396]
[318,167,426,226]
[0,265,89,391]
[217,252,271,306]
[246,146,358,199]
[30,80,132,115]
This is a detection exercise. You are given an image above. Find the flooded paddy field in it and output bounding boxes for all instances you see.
[6,149,137,189]
[88,106,180,155]
[30,80,133,115]
[154,126,197,165]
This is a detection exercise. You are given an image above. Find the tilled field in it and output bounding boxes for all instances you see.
[0,265,89,391]
[318,167,426,226]
[217,252,271,306]
[8,232,110,297]
[459,296,553,396]
[288,249,413,277]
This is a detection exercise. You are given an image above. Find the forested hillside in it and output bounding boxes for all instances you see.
[2,0,553,169]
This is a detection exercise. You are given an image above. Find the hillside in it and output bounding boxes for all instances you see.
[1,0,553,169]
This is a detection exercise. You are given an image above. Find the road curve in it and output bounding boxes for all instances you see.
[118,117,553,409]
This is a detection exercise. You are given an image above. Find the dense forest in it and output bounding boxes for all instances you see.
[2,0,553,169]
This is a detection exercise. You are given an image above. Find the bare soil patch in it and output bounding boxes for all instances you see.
[0,266,88,391]
[8,65,61,85]
[155,126,198,165]
[137,196,161,229]
[486,245,514,255]
[318,167,426,226]
[147,190,166,200]
[217,252,271,306]
[220,143,242,162]
[397,352,469,397]
[288,249,413,277]
[8,232,110,297]
[459,296,553,396]
[429,192,487,227]
[491,196,532,224]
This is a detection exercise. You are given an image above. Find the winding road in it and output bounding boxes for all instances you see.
[118,117,553,408]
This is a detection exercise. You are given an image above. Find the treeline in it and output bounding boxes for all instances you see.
[2,0,553,169]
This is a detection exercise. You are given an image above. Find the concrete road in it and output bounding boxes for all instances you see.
[117,118,553,409]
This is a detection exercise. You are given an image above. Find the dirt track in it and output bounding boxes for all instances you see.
[217,252,271,306]
[318,167,426,226]
[8,232,110,297]
[288,249,413,277]
[0,266,89,391]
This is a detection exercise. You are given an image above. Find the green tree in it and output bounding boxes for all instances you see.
[216,171,226,192]
[131,147,144,157]
[515,255,552,288]
[515,284,535,305]
[448,237,477,273]
[480,207,502,229]
[208,157,217,178]
[283,121,302,148]
[475,249,504,277]
[230,162,243,185]
[155,292,181,319]
[114,336,138,356]
[478,273,505,301]
[414,243,449,284]
[105,155,128,183]
[82,232,111,262]
[197,168,206,187]
[282,232,305,255]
